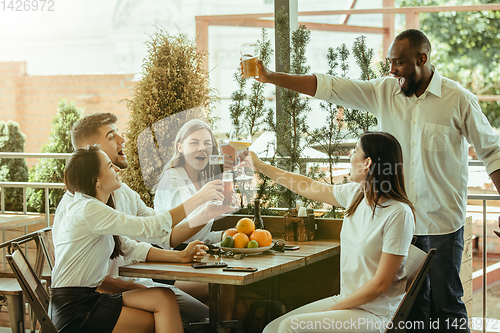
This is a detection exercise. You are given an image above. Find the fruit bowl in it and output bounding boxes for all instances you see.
[216,243,273,254]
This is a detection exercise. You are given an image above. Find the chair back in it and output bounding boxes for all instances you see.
[404,244,427,291]
[384,245,436,333]
[6,244,59,333]
[37,227,55,271]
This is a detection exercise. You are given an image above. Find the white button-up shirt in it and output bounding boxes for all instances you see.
[315,68,500,235]
[52,192,172,288]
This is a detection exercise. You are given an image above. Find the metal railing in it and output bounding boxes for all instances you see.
[467,193,500,333]
[0,152,70,226]
[0,152,498,331]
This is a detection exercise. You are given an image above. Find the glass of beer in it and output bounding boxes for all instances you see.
[222,171,234,206]
[208,155,224,205]
[241,43,259,79]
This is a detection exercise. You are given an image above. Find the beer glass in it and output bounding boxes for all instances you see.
[208,155,224,205]
[241,43,259,79]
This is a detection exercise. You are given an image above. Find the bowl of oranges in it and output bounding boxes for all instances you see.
[218,218,273,254]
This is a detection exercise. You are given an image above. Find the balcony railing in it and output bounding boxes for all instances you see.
[0,152,499,332]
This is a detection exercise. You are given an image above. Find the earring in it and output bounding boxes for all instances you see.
[97,185,101,189]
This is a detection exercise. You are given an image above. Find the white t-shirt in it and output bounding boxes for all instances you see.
[52,191,172,288]
[333,183,415,319]
[154,167,223,246]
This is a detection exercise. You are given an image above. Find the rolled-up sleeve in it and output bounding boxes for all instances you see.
[119,236,152,263]
[461,94,500,175]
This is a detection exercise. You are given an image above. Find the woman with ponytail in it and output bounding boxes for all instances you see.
[50,145,214,333]
[242,131,415,333]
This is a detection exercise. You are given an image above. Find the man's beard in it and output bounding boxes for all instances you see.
[402,73,418,97]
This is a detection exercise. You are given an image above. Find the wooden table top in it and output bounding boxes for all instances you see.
[278,240,340,264]
[119,239,340,286]
[0,214,45,229]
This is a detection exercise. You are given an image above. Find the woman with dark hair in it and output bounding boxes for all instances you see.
[51,145,220,333]
[242,132,415,333]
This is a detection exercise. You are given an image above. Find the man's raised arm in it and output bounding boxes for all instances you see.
[254,59,317,97]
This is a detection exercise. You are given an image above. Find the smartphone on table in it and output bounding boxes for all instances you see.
[223,266,258,272]
[191,262,228,269]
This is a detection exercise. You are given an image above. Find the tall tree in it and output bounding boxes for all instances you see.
[266,11,312,209]
[27,100,83,213]
[123,29,215,207]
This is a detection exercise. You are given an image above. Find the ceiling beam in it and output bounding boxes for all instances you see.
[196,4,500,21]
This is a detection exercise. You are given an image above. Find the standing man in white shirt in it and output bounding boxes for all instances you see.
[55,112,227,331]
[249,29,500,332]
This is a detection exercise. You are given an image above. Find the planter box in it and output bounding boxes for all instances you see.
[283,211,316,241]
[213,214,342,240]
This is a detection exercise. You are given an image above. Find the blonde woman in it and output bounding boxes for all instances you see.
[154,119,234,247]
[154,119,246,323]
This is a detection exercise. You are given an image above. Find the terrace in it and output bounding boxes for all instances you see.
[1,0,500,332]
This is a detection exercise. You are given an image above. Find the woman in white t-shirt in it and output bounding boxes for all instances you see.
[154,119,247,323]
[242,131,415,333]
[50,145,218,333]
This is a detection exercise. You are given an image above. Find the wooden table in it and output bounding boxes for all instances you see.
[0,214,45,269]
[119,239,340,332]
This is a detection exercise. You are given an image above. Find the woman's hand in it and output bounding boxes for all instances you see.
[238,150,262,173]
[222,153,235,172]
[194,180,224,205]
[204,200,236,219]
[322,302,343,312]
[181,241,208,263]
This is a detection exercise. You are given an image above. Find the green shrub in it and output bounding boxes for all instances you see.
[27,100,83,213]
[122,28,215,207]
[0,121,29,212]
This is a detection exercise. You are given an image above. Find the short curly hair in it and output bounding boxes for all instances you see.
[395,29,432,57]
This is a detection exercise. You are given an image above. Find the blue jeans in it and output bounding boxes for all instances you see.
[406,226,470,333]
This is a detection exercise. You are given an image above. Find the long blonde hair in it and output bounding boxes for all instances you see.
[161,119,219,183]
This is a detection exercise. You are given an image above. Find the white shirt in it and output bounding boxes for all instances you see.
[114,182,172,250]
[315,68,500,235]
[52,191,172,288]
[154,167,223,246]
[333,183,415,319]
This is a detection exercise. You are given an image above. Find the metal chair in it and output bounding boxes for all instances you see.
[0,227,51,333]
[384,245,437,333]
[37,228,55,271]
[6,244,58,333]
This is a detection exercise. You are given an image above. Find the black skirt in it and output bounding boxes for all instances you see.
[50,287,123,333]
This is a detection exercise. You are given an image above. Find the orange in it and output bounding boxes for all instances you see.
[235,218,255,236]
[233,232,250,248]
[250,229,273,247]
[223,228,238,239]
